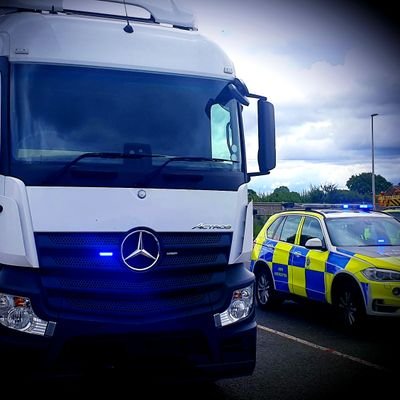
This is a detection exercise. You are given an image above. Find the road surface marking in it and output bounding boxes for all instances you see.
[258,324,387,371]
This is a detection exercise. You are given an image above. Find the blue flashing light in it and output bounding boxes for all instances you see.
[377,239,385,243]
[338,203,373,211]
[99,252,113,257]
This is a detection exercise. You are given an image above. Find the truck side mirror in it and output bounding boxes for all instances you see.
[248,98,276,177]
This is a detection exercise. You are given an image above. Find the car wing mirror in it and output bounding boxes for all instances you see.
[305,238,326,250]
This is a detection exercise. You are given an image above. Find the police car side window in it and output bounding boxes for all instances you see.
[266,216,284,239]
[279,215,302,244]
[300,216,325,247]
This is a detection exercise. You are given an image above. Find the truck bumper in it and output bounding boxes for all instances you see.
[0,313,256,381]
[0,264,256,380]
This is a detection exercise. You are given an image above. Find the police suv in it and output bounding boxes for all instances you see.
[251,204,400,329]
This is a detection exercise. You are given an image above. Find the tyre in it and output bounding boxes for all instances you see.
[333,281,365,331]
[255,266,282,310]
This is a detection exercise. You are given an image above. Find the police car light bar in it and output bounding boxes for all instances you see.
[340,204,373,210]
[282,203,373,211]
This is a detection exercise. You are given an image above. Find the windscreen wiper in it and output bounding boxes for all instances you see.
[136,156,237,186]
[42,151,166,185]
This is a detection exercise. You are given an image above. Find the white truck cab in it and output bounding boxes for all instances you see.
[0,0,275,380]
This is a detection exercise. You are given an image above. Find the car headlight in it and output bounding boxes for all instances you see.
[362,268,400,282]
[0,293,56,336]
[214,284,254,327]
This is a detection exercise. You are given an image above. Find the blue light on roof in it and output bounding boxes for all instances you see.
[377,239,385,243]
[99,252,113,257]
[338,203,373,211]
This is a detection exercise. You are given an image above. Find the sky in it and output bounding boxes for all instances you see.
[184,0,400,195]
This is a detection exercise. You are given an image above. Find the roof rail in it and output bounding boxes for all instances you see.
[0,0,197,30]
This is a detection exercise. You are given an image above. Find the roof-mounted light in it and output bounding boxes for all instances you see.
[340,204,373,210]
[281,203,374,211]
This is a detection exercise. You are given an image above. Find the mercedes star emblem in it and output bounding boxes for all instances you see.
[121,229,160,271]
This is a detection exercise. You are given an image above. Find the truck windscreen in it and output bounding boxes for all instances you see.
[9,63,245,190]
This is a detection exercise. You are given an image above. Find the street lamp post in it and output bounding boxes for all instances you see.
[371,113,378,209]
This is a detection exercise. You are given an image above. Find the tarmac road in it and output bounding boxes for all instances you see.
[30,301,400,399]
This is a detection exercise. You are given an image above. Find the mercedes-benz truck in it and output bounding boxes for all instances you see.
[0,0,276,380]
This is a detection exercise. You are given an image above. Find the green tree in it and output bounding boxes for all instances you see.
[321,183,338,203]
[265,186,301,202]
[346,172,392,195]
[302,182,372,203]
[248,189,261,202]
[301,184,324,203]
[329,189,370,203]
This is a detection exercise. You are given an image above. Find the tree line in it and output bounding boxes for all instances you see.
[249,172,395,204]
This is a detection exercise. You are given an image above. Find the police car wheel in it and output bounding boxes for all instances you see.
[255,267,281,310]
[334,282,365,331]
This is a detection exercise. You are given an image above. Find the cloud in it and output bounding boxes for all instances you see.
[188,0,400,192]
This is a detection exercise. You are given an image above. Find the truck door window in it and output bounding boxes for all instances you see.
[210,101,241,168]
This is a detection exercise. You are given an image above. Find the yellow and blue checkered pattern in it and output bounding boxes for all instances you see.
[251,238,371,305]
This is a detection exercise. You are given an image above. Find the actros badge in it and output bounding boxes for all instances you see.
[121,229,160,271]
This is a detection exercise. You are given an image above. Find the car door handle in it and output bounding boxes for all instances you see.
[293,251,302,256]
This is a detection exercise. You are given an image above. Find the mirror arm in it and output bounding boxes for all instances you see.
[248,171,270,178]
[247,93,267,101]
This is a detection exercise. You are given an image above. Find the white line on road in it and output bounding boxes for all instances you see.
[257,324,388,371]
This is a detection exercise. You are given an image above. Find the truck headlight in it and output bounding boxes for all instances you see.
[214,284,254,327]
[0,293,55,336]
[362,268,400,282]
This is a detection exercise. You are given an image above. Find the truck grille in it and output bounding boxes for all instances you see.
[35,232,232,322]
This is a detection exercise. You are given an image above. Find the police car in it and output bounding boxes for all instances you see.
[251,204,400,329]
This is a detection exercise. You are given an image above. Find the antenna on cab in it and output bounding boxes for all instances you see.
[122,0,134,33]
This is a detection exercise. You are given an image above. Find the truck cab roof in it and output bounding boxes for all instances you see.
[0,0,235,79]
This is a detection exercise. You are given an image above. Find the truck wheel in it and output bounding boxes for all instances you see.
[255,267,281,310]
[333,282,365,331]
